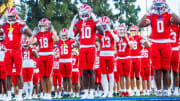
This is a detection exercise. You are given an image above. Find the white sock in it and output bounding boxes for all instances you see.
[175,87,178,92]
[168,87,171,91]
[121,89,125,92]
[90,89,94,95]
[55,92,58,96]
[19,89,23,97]
[64,91,67,95]
[102,74,108,94]
[109,73,114,94]
[147,90,150,94]
[126,89,129,93]
[7,91,11,97]
[137,89,140,94]
[84,89,88,95]
[48,93,51,97]
[99,90,102,95]
[29,81,33,96]
[143,90,146,94]
[24,82,28,96]
[59,92,61,96]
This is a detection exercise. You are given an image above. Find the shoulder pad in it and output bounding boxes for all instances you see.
[3,23,6,27]
[36,33,39,36]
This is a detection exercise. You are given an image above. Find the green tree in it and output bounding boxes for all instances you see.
[76,0,115,25]
[113,0,141,28]
[18,0,77,33]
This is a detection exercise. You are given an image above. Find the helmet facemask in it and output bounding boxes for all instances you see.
[118,28,126,37]
[79,10,90,21]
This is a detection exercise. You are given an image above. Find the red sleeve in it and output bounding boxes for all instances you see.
[73,28,78,35]
[128,36,133,41]
[70,39,76,44]
[96,34,101,39]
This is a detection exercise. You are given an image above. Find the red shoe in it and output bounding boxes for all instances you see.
[125,92,129,97]
[120,92,125,97]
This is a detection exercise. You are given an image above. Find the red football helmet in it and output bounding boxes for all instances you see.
[38,18,51,32]
[79,4,92,21]
[22,37,29,46]
[100,16,111,25]
[100,16,111,31]
[60,28,69,40]
[129,25,139,36]
[6,7,19,24]
[117,24,127,37]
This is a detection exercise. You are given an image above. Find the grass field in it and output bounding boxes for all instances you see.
[21,95,180,101]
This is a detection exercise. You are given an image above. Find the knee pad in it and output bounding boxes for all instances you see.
[83,70,88,75]
[162,69,168,74]
[136,77,140,80]
[89,70,94,76]
[95,83,99,85]
[173,72,178,76]
[155,70,161,75]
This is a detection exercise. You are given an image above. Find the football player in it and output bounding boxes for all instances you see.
[30,18,59,99]
[168,24,180,96]
[129,25,150,96]
[94,42,103,97]
[56,28,78,98]
[139,0,180,96]
[140,42,151,96]
[113,56,120,96]
[96,16,119,98]
[116,24,134,97]
[52,47,62,98]
[71,48,80,98]
[21,37,38,99]
[32,46,39,99]
[69,4,104,99]
[0,33,6,100]
[0,8,32,100]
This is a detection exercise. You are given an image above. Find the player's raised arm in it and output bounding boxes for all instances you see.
[170,11,180,24]
[52,30,59,42]
[139,14,150,28]
[68,14,78,39]
[29,27,39,45]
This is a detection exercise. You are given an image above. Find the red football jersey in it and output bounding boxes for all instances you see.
[131,35,144,57]
[116,36,133,57]
[56,39,75,59]
[34,31,54,52]
[1,22,25,50]
[74,19,96,45]
[0,41,5,51]
[97,31,115,51]
[22,46,34,60]
[170,24,179,48]
[140,46,150,62]
[0,41,6,62]
[147,12,172,40]
[94,50,100,69]
[72,55,79,69]
[53,58,60,70]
